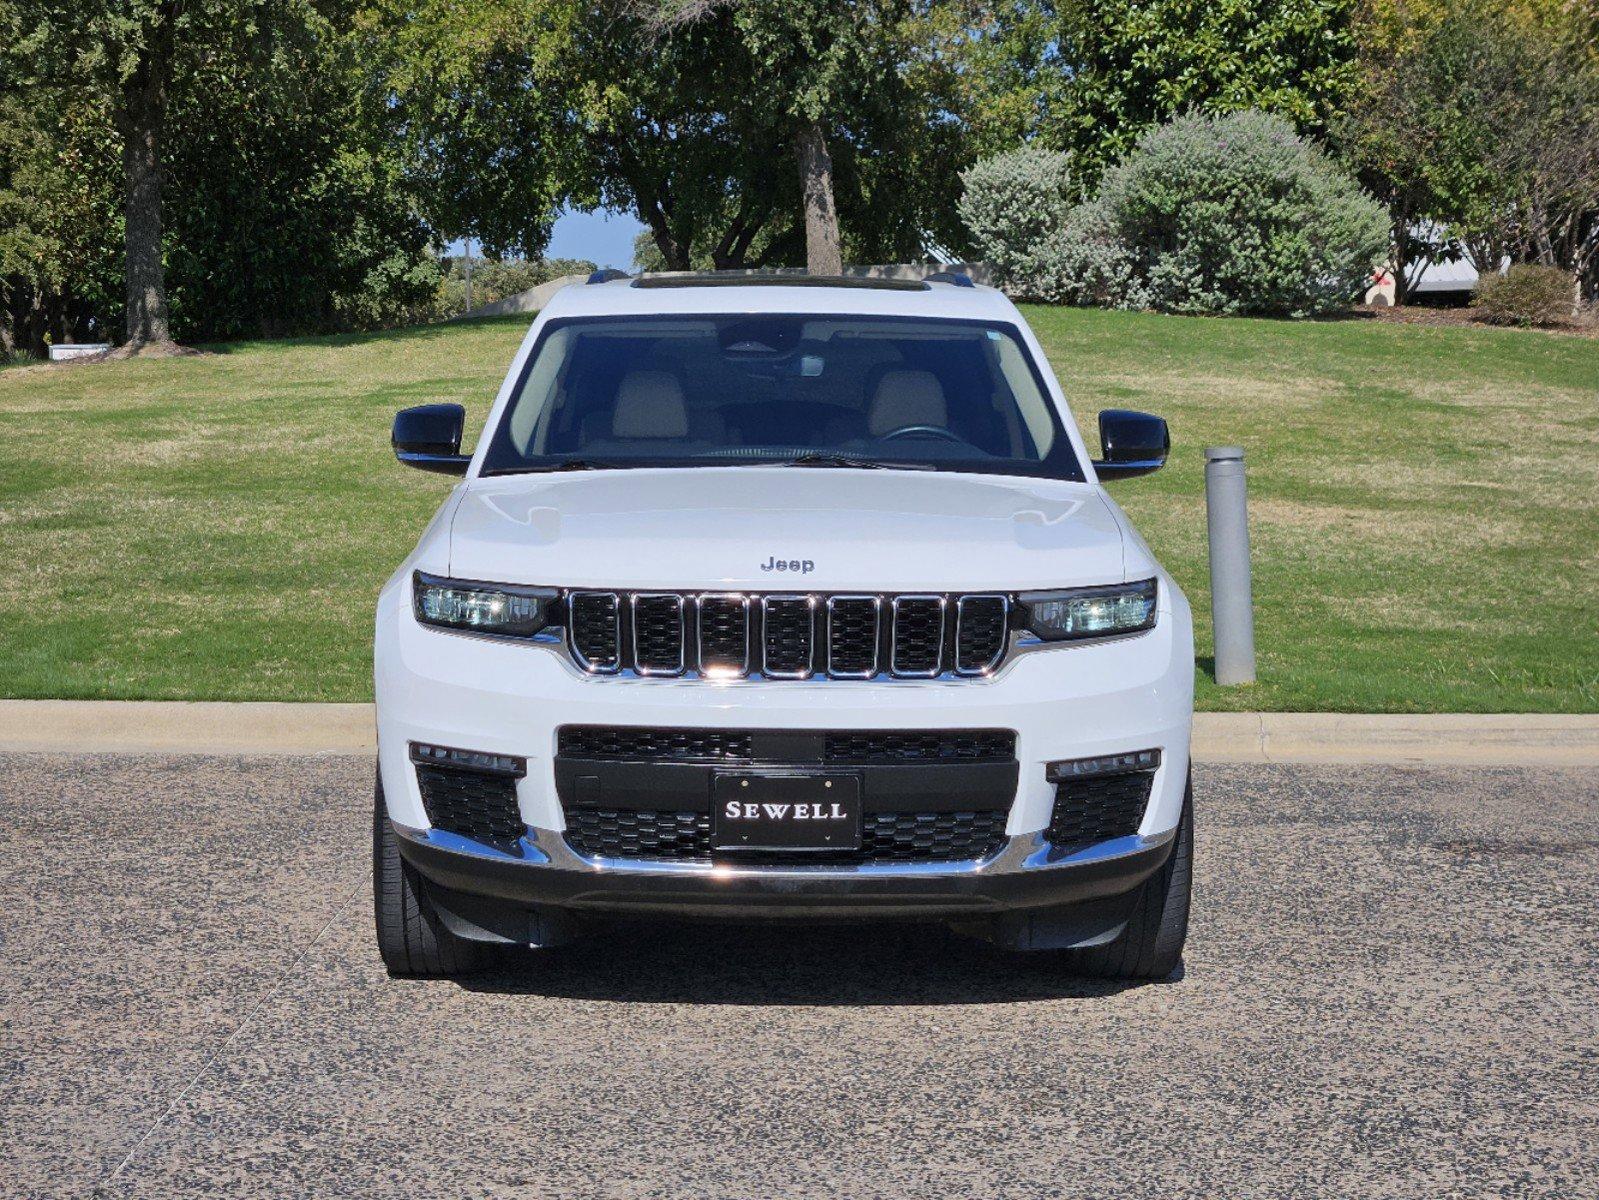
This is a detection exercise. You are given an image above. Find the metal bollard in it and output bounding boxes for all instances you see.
[1204,446,1256,685]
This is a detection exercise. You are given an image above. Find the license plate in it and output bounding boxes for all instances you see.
[712,772,862,852]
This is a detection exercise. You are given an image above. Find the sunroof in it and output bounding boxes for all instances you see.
[631,273,930,292]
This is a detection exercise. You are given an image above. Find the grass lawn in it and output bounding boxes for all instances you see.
[1,308,1594,711]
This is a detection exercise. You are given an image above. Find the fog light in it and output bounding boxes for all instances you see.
[1045,748,1161,782]
[409,742,526,777]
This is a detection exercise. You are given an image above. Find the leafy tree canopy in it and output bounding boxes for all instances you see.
[1046,0,1362,181]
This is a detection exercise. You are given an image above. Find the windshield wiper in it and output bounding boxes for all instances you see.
[780,452,933,471]
[522,458,628,473]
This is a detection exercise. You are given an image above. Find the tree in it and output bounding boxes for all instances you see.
[0,80,125,354]
[647,0,923,275]
[1047,0,1362,183]
[4,1,231,349]
[1338,0,1599,303]
[1,0,441,354]
[368,0,793,271]
[376,0,981,274]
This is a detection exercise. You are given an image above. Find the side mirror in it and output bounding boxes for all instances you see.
[1092,409,1169,480]
[393,404,470,475]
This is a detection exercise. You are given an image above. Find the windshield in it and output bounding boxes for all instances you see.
[479,315,1083,480]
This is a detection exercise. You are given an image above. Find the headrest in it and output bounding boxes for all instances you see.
[868,369,948,437]
[612,369,688,439]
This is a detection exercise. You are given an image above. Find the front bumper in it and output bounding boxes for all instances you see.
[397,821,1176,921]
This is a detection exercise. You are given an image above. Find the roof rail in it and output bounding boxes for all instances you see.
[926,271,975,288]
[586,269,630,284]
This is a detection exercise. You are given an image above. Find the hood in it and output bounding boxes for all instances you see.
[446,467,1137,592]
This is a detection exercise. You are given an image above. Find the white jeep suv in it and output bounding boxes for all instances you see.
[373,272,1194,979]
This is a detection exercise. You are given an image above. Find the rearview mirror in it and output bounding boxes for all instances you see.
[393,404,470,475]
[1093,409,1169,480]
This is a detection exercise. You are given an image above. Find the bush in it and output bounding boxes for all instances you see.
[957,149,1079,300]
[1473,265,1574,326]
[1052,111,1389,316]
[428,256,598,319]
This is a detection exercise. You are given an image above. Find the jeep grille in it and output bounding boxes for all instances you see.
[563,591,1010,680]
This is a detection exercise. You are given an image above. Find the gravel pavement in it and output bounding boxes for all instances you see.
[1,754,1595,1199]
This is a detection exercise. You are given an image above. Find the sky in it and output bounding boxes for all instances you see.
[546,208,647,270]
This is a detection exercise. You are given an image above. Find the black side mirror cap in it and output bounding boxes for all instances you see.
[1092,409,1169,480]
[393,403,470,475]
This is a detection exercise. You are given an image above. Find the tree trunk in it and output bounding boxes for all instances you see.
[794,120,842,276]
[117,35,174,350]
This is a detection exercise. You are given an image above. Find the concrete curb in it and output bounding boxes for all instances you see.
[0,701,1595,766]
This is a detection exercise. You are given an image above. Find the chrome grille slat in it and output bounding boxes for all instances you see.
[568,591,621,673]
[826,595,880,678]
[761,594,816,679]
[631,593,685,676]
[696,593,751,676]
[564,590,1010,679]
[955,594,1009,676]
[890,595,945,677]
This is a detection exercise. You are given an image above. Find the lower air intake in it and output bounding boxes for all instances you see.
[564,809,1009,865]
[415,766,525,854]
[1047,770,1155,853]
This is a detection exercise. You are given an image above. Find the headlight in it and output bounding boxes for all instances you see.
[1019,578,1157,641]
[412,571,556,638]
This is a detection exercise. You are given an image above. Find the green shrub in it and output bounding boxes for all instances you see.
[1473,264,1574,326]
[1054,111,1389,316]
[957,149,1079,300]
[423,256,599,320]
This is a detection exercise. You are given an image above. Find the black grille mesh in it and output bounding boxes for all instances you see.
[763,597,814,676]
[698,596,748,673]
[632,594,683,673]
[569,592,620,670]
[558,726,755,762]
[561,726,1015,765]
[956,596,1008,673]
[565,809,710,859]
[862,811,1008,862]
[891,598,943,675]
[827,598,879,676]
[563,809,1007,864]
[416,766,524,853]
[823,730,1016,763]
[1047,771,1155,852]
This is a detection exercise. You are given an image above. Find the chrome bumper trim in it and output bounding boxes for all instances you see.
[395,822,1177,879]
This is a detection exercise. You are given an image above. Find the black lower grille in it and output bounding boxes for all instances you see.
[823,729,1015,763]
[560,725,1014,765]
[564,809,1007,864]
[416,765,525,853]
[1047,770,1154,852]
[558,726,755,762]
[565,808,710,859]
[860,811,1008,862]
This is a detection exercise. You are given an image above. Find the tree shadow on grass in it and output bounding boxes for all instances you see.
[456,919,1181,1006]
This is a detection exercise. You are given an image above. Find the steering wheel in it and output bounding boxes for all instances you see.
[880,424,964,443]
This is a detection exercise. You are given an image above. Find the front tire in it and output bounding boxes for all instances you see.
[373,771,490,977]
[1068,775,1194,980]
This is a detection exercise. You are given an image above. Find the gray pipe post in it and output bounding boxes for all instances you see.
[1205,446,1256,685]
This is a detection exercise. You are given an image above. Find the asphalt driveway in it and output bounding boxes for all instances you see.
[1,754,1595,1198]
